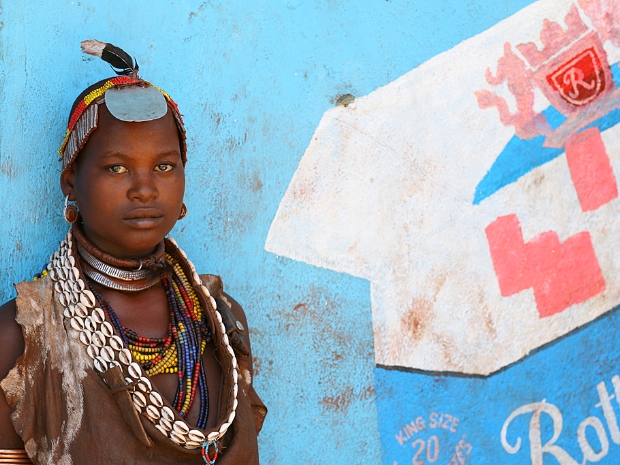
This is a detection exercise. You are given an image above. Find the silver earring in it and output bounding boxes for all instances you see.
[64,195,79,223]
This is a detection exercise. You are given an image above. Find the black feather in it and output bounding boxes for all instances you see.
[101,43,138,76]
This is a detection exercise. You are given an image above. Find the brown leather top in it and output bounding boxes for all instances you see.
[0,270,266,464]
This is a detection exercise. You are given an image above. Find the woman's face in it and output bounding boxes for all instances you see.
[61,104,185,258]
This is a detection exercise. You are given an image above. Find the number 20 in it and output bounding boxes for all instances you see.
[412,436,439,465]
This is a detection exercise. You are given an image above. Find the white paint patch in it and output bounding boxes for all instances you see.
[266,0,620,374]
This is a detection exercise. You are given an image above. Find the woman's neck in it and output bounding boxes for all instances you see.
[72,222,165,268]
[72,223,168,292]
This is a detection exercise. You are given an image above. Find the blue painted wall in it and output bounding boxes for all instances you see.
[0,1,584,463]
[377,307,620,464]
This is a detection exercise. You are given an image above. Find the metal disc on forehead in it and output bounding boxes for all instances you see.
[104,85,168,122]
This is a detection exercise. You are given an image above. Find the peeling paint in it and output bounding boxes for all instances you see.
[320,385,374,414]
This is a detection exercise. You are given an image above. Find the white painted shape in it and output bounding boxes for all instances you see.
[266,0,620,375]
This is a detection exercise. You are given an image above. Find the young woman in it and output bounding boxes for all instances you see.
[0,41,266,464]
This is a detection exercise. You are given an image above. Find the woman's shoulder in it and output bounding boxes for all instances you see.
[220,291,255,380]
[0,298,27,448]
[197,273,254,372]
[0,299,24,380]
[221,292,249,334]
[198,274,249,329]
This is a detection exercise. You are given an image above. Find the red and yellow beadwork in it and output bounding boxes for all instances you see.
[128,257,207,379]
[58,76,185,164]
[58,76,136,157]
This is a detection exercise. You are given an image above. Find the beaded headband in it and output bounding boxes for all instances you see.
[59,41,187,173]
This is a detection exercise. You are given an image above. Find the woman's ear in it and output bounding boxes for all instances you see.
[60,166,77,201]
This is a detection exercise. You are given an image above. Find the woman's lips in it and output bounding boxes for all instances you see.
[123,209,164,228]
[124,217,164,228]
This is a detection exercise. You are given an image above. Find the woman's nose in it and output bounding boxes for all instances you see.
[128,170,158,201]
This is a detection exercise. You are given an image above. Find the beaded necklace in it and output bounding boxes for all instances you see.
[91,254,212,428]
[42,229,239,459]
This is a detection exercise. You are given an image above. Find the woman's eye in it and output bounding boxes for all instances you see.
[108,165,128,174]
[155,163,174,172]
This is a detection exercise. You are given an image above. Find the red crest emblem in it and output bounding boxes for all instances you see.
[548,47,605,107]
[534,32,612,116]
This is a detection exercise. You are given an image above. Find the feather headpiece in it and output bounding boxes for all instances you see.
[58,40,186,173]
[81,40,139,77]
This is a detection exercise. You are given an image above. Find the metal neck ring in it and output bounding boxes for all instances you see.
[132,259,143,272]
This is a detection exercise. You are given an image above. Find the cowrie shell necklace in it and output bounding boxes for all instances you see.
[49,227,238,448]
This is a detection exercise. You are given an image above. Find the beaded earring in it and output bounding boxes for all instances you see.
[178,203,188,220]
[64,195,79,223]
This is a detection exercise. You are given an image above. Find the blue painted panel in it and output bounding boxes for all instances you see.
[377,306,620,464]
